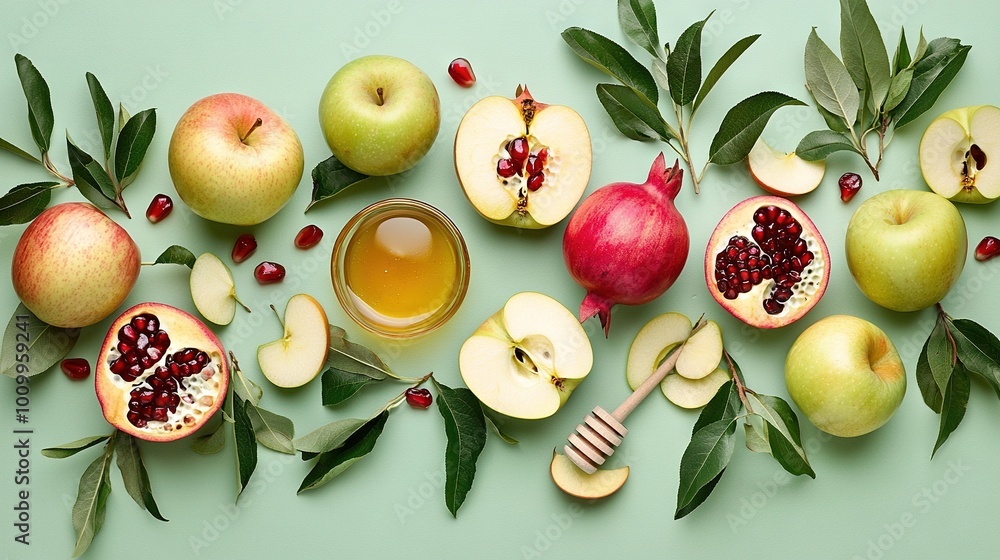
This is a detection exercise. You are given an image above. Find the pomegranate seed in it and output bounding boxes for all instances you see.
[507,137,529,165]
[447,57,476,88]
[497,158,517,178]
[975,236,1000,261]
[405,388,433,408]
[145,194,173,223]
[60,358,91,380]
[254,261,285,284]
[232,233,257,263]
[527,172,545,191]
[839,173,862,202]
[295,225,324,249]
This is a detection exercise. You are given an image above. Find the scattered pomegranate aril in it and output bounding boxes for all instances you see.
[60,358,91,380]
[447,57,476,88]
[145,194,174,223]
[839,172,862,202]
[295,225,324,249]
[254,261,286,284]
[405,387,433,408]
[232,233,257,264]
[975,236,1000,261]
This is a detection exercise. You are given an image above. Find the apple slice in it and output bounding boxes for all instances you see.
[675,320,723,380]
[459,292,593,419]
[258,294,331,388]
[919,105,1000,204]
[747,138,826,196]
[190,252,249,325]
[454,86,592,229]
[550,450,629,499]
[625,312,692,390]
[662,368,730,409]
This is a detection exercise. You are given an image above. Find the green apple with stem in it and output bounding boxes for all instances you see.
[784,315,906,437]
[845,190,966,312]
[258,294,331,388]
[318,55,440,176]
[190,253,250,326]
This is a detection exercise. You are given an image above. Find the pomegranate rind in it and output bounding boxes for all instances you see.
[96,302,229,443]
[704,196,830,329]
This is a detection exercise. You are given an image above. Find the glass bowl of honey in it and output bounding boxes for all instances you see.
[332,198,470,338]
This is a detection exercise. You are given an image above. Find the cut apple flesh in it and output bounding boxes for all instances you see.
[747,138,825,196]
[257,294,331,388]
[550,450,629,499]
[662,368,729,409]
[459,292,592,419]
[454,88,592,228]
[675,320,723,380]
[190,253,238,326]
[919,105,1000,203]
[625,312,691,390]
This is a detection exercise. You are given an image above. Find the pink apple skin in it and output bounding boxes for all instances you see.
[168,93,304,225]
[11,202,140,328]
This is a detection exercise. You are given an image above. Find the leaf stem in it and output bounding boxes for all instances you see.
[42,152,73,185]
[671,101,702,194]
[723,349,751,413]
[936,303,958,366]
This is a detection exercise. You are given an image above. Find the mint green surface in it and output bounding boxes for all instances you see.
[0,1,997,558]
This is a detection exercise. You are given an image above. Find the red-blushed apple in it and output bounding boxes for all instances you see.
[319,55,440,176]
[11,202,140,328]
[747,138,826,196]
[919,105,1000,203]
[258,294,330,388]
[168,93,304,225]
[550,450,629,499]
[784,315,906,437]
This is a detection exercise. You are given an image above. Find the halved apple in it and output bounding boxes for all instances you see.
[662,368,730,409]
[190,252,249,325]
[550,450,629,499]
[625,312,692,390]
[675,320,722,380]
[454,86,592,229]
[919,105,1000,204]
[459,292,593,419]
[258,294,330,388]
[747,138,826,196]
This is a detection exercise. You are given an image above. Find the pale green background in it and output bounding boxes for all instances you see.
[0,1,997,559]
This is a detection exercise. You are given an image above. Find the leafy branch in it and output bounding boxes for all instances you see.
[795,0,970,180]
[675,350,814,519]
[563,0,803,193]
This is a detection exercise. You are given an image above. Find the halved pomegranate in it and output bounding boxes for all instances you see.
[704,196,829,328]
[96,302,229,442]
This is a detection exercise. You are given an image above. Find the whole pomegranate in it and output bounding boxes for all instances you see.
[11,202,140,328]
[563,153,689,336]
[96,302,229,442]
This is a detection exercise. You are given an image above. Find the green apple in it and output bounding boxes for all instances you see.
[318,55,440,176]
[845,190,966,312]
[459,292,592,419]
[919,105,1000,203]
[258,294,330,388]
[11,202,140,328]
[784,315,906,437]
[168,93,304,225]
[190,253,249,326]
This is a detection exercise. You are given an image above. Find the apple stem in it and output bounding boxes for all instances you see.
[240,118,263,143]
[375,87,385,106]
[269,304,285,329]
[233,294,252,314]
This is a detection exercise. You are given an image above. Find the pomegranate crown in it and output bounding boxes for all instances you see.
[646,153,683,200]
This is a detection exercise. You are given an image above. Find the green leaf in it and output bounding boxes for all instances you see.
[883,68,913,112]
[114,108,156,187]
[744,418,770,453]
[916,331,943,412]
[926,316,955,398]
[246,403,295,455]
[118,103,131,132]
[1,303,80,378]
[42,435,110,458]
[675,469,725,519]
[750,394,815,478]
[15,54,53,156]
[0,182,55,225]
[153,245,196,268]
[326,326,391,380]
[618,0,660,58]
[66,134,117,210]
[435,381,487,517]
[675,417,737,519]
[71,440,113,558]
[892,38,971,129]
[86,73,115,161]
[297,410,389,493]
[892,28,911,74]
[561,27,659,104]
[948,318,1000,396]
[294,417,369,455]
[805,28,860,127]
[808,88,852,133]
[113,431,167,522]
[693,34,760,113]
[232,367,263,406]
[912,28,929,65]
[694,380,742,435]
[795,130,859,161]
[932,362,970,457]
[839,0,890,109]
[0,136,41,163]
[485,413,518,445]
[321,367,382,406]
[306,154,370,211]
[232,393,257,499]
[708,91,805,165]
[596,83,672,142]
[191,419,227,455]
[666,14,709,106]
